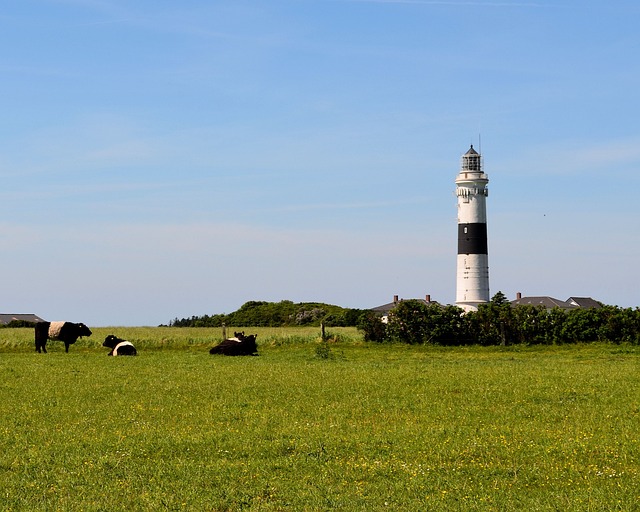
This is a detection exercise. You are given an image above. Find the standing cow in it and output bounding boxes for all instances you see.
[209,331,258,356]
[103,335,137,356]
[34,321,92,353]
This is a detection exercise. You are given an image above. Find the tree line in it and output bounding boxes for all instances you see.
[169,293,640,345]
[167,300,365,328]
[359,292,640,345]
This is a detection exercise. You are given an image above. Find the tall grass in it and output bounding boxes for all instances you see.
[0,326,357,353]
[0,328,638,510]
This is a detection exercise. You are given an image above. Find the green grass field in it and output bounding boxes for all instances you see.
[1,327,639,510]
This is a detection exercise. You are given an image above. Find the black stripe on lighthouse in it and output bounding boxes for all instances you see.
[458,223,488,255]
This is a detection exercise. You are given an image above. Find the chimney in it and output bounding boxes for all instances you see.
[393,295,399,304]
[516,292,522,300]
[425,294,431,303]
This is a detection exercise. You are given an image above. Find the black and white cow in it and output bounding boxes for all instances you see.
[103,335,137,356]
[209,331,258,356]
[34,321,92,353]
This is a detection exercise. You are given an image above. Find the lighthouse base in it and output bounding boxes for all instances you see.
[455,253,490,312]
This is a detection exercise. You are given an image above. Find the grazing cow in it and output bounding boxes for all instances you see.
[209,331,258,356]
[103,335,137,356]
[34,321,92,353]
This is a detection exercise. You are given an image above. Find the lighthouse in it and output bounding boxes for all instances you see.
[455,145,490,311]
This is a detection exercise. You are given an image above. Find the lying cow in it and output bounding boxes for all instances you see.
[34,321,92,353]
[103,335,137,356]
[209,331,258,356]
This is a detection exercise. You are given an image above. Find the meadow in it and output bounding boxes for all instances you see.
[0,326,639,511]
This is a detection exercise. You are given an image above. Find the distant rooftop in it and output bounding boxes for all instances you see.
[511,295,602,311]
[0,313,46,325]
[371,295,437,315]
[371,294,603,315]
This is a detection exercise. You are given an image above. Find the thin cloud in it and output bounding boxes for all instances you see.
[334,0,545,6]
[44,0,120,11]
[69,18,133,27]
[500,136,640,176]
[256,197,429,214]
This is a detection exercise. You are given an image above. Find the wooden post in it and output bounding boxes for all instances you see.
[321,322,326,341]
[222,322,227,340]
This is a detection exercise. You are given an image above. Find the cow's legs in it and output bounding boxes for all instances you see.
[64,342,70,353]
[34,324,48,353]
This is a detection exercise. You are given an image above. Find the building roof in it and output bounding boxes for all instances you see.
[0,313,46,325]
[510,296,602,311]
[567,297,602,309]
[465,145,479,155]
[510,296,577,310]
[371,296,437,315]
[370,301,399,315]
[511,296,574,310]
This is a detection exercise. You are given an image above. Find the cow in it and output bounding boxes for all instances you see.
[103,335,137,356]
[209,331,258,356]
[34,321,92,353]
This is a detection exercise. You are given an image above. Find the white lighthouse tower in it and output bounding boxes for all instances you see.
[455,145,490,311]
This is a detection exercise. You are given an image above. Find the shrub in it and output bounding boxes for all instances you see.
[357,311,388,343]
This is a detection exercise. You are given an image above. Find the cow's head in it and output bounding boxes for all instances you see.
[77,323,92,338]
[243,334,258,351]
[103,334,122,349]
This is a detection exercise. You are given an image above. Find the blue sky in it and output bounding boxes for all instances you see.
[1,0,638,326]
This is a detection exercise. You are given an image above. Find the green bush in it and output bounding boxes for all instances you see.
[357,311,387,343]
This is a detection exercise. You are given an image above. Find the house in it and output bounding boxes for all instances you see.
[371,293,602,319]
[371,295,437,323]
[510,293,602,311]
[0,314,46,326]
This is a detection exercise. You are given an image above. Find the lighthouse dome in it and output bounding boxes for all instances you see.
[461,145,481,172]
